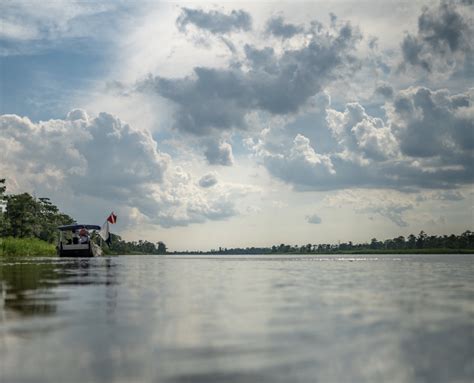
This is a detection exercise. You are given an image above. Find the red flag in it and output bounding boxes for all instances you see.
[107,212,117,224]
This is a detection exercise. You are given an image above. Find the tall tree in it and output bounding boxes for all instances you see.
[157,241,167,254]
[4,193,38,238]
[0,179,6,235]
[3,192,73,242]
[37,198,74,242]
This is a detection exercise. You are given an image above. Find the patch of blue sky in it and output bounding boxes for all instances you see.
[1,39,112,121]
[0,1,143,121]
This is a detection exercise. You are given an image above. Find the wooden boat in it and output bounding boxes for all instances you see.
[57,224,103,257]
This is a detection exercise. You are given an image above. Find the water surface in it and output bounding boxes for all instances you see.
[1,254,473,383]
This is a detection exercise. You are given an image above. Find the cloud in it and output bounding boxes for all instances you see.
[258,134,336,189]
[265,16,304,39]
[375,83,394,99]
[248,86,473,191]
[434,190,465,201]
[141,19,361,138]
[176,7,252,34]
[0,109,168,191]
[358,204,413,227]
[152,167,248,228]
[306,214,322,224]
[388,87,474,158]
[326,190,414,227]
[204,139,234,166]
[199,172,218,188]
[327,103,399,161]
[0,110,254,228]
[400,1,473,75]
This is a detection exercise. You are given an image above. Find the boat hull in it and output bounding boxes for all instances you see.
[58,242,102,257]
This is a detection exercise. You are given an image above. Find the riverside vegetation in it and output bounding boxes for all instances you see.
[1,179,472,256]
[182,230,473,255]
[0,179,166,256]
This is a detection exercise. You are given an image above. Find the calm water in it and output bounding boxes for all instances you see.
[0,254,473,383]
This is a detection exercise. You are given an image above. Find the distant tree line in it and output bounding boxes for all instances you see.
[266,230,473,254]
[170,230,474,255]
[0,179,167,254]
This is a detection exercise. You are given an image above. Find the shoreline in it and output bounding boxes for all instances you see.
[169,249,474,255]
[1,237,474,257]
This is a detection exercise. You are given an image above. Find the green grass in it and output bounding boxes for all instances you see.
[0,237,56,256]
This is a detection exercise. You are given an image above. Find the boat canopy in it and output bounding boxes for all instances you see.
[57,224,101,231]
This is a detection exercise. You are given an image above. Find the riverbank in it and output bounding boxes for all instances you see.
[2,237,473,257]
[318,248,474,255]
[0,237,56,256]
[171,248,474,255]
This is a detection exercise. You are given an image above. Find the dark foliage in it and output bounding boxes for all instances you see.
[171,230,474,255]
[105,233,167,255]
[0,182,74,242]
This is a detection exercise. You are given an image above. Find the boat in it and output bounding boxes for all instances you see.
[57,224,103,257]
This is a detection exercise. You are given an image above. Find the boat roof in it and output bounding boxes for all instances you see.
[58,224,101,231]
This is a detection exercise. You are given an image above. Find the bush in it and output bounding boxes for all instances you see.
[0,237,56,256]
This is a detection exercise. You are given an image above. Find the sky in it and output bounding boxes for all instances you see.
[0,0,473,251]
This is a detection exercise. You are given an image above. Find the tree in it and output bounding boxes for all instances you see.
[416,231,427,249]
[460,230,474,249]
[407,234,416,248]
[2,192,73,241]
[36,197,74,242]
[370,238,382,250]
[157,241,167,254]
[4,193,38,238]
[0,179,6,235]
[393,236,406,249]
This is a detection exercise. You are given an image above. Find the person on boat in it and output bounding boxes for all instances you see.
[79,228,90,244]
[72,229,79,244]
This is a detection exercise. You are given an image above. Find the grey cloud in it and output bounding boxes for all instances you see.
[204,140,234,166]
[329,13,338,28]
[157,195,237,228]
[219,36,237,53]
[358,204,413,227]
[368,36,378,50]
[375,83,394,99]
[176,7,252,34]
[306,214,322,224]
[389,87,474,158]
[418,1,469,52]
[265,16,304,39]
[144,21,361,137]
[243,45,277,73]
[401,1,473,73]
[401,34,430,71]
[199,173,218,188]
[434,190,465,201]
[71,112,168,199]
[249,86,473,192]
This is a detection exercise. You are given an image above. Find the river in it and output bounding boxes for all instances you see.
[0,254,473,383]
